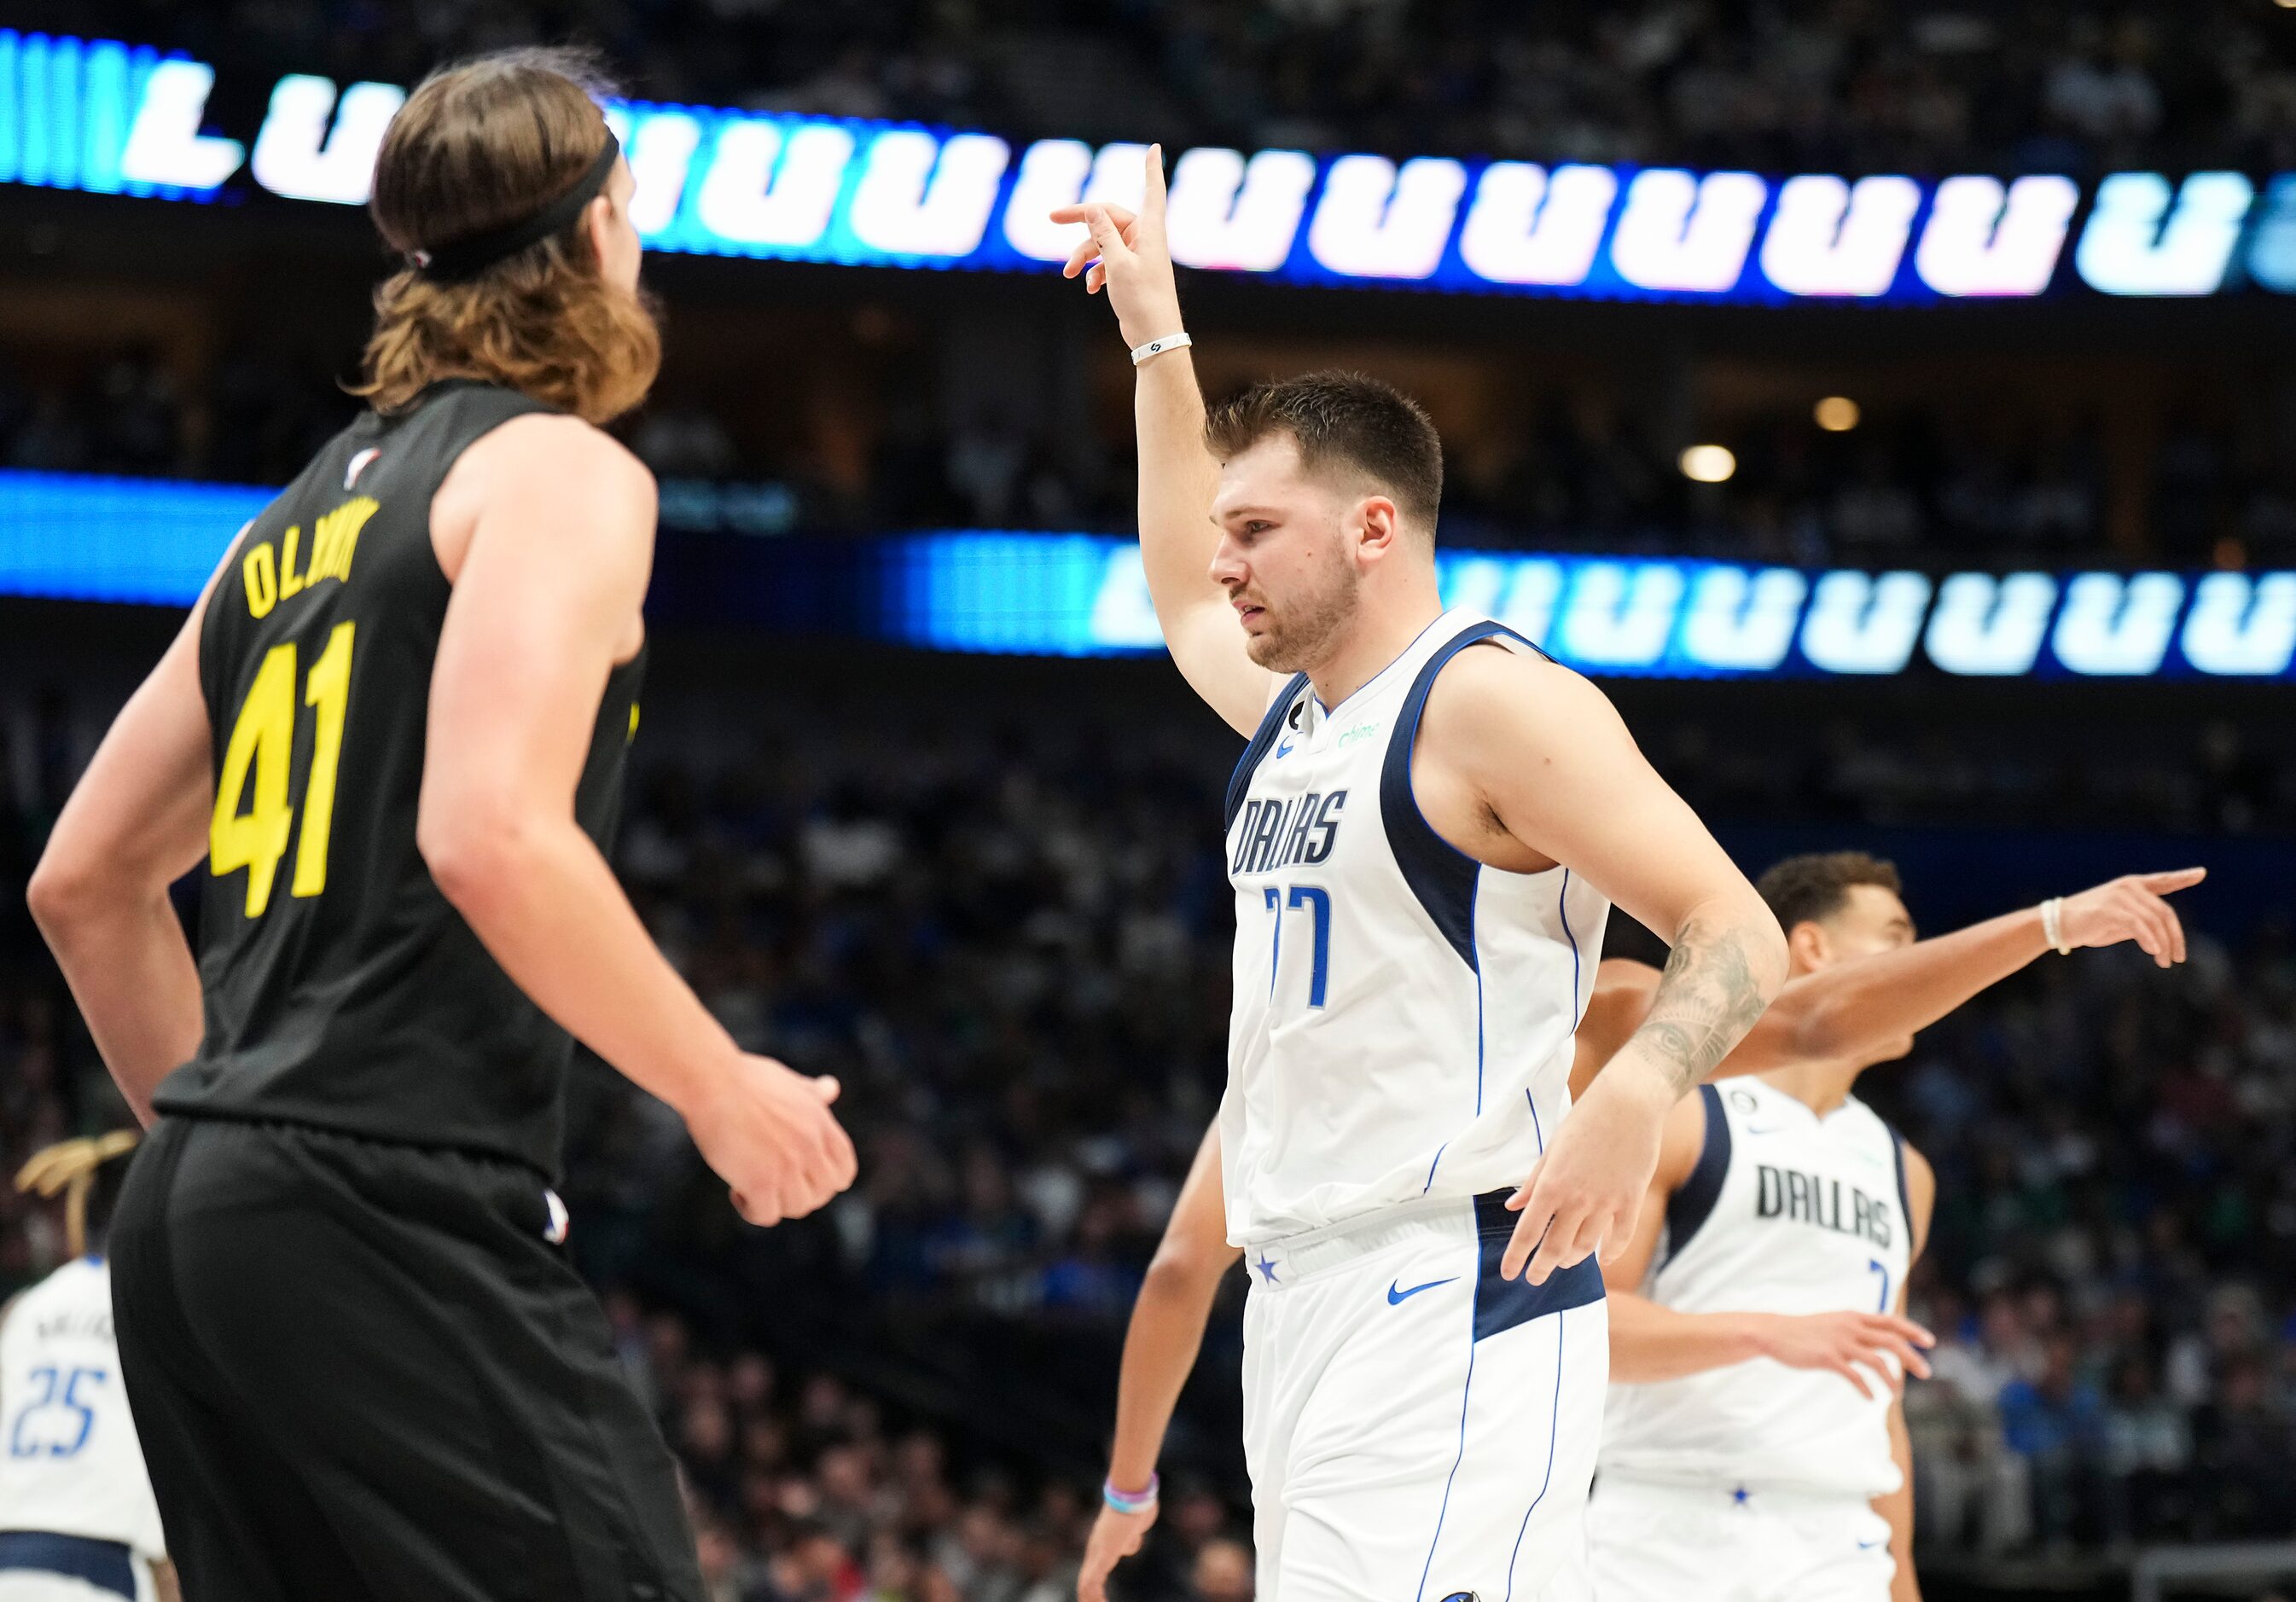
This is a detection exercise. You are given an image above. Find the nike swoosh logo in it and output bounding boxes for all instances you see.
[1744,1123,1788,1135]
[1387,1276,1458,1305]
[1275,737,1296,757]
[1856,1540,1885,1550]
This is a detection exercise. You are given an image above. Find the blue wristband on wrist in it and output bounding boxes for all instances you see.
[1103,1473,1159,1514]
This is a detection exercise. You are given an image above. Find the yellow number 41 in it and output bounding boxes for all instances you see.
[210,622,355,918]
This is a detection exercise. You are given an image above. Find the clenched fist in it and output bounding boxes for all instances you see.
[688,1053,857,1227]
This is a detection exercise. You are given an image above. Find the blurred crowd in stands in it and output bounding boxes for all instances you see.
[6,676,2296,1586]
[5,346,2293,570]
[37,0,2296,177]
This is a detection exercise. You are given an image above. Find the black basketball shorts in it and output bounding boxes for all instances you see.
[109,1115,703,1602]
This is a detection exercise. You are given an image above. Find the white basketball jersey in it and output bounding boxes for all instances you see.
[1218,609,1610,1245]
[0,1257,166,1558]
[1601,1078,1914,1497]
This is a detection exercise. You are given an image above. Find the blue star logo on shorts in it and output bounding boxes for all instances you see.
[1255,1253,1281,1284]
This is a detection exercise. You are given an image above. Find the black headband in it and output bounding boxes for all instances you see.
[414,130,621,282]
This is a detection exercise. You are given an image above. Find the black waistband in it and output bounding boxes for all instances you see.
[0,1531,138,1598]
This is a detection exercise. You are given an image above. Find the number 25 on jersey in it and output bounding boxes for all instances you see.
[211,622,355,917]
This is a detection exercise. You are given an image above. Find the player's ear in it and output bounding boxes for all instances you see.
[1355,495,1401,561]
[1787,919,1830,970]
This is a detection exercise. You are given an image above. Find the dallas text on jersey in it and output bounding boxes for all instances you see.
[1229,791,1349,877]
[1753,1164,1896,1249]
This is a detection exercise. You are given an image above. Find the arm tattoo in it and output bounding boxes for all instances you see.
[1631,916,1768,1093]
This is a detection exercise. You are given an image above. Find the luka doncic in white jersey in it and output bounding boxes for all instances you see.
[1218,608,1611,1245]
[1601,1077,1915,1497]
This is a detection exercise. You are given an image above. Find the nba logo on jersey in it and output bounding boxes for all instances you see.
[345,447,381,490]
[543,1188,571,1245]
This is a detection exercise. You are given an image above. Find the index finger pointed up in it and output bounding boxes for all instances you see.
[1144,142,1169,225]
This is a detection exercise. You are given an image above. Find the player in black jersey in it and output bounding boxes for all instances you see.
[26,49,854,1602]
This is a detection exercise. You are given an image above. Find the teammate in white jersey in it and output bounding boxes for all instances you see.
[1,1135,176,1602]
[1055,153,1791,1602]
[1595,852,2203,1602]
[1078,849,2204,1597]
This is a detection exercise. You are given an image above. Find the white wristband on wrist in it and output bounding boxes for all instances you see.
[2039,897,2072,955]
[1131,331,1191,366]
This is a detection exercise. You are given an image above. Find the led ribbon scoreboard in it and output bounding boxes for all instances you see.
[3,30,2294,303]
[4,471,2291,681]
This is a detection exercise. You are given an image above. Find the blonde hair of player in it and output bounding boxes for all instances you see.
[15,1131,139,1259]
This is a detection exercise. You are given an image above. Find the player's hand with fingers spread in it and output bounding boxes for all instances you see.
[1078,1500,1158,1602]
[1049,145,1184,349]
[689,1053,857,1227]
[1503,1054,1675,1284]
[2057,867,2206,969]
[1753,1310,1936,1401]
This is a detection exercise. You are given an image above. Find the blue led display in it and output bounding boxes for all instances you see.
[3,470,2288,680]
[878,534,2296,681]
[3,29,2291,305]
[0,469,273,603]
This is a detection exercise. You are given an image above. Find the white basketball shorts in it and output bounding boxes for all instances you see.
[0,1573,156,1602]
[1587,1476,1897,1602]
[1241,1191,1607,1602]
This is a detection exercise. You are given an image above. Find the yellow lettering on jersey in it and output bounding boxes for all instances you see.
[290,622,356,900]
[628,703,641,742]
[311,496,379,584]
[279,525,307,601]
[210,643,298,916]
[212,627,361,916]
[243,542,278,619]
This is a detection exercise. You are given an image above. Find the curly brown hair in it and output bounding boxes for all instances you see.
[350,47,661,425]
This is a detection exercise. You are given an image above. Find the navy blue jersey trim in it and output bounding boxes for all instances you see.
[1470,1190,1607,1341]
[1380,621,1524,969]
[0,1533,137,1599]
[1224,672,1311,833]
[1663,1085,1731,1263]
[1889,1122,1911,1237]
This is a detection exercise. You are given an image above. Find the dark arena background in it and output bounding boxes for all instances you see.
[4,3,2296,1599]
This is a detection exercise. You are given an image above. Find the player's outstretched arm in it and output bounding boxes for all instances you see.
[27,547,232,1123]
[1080,1124,1241,1602]
[1580,865,2201,1085]
[420,415,854,1228]
[1055,148,1276,736]
[1426,651,1788,1283]
[1596,1094,1935,1390]
[1752,868,2207,1069]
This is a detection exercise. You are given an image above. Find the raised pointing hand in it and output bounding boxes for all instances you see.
[2060,868,2206,969]
[1049,146,1182,346]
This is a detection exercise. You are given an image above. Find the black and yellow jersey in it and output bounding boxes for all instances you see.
[153,380,644,1179]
